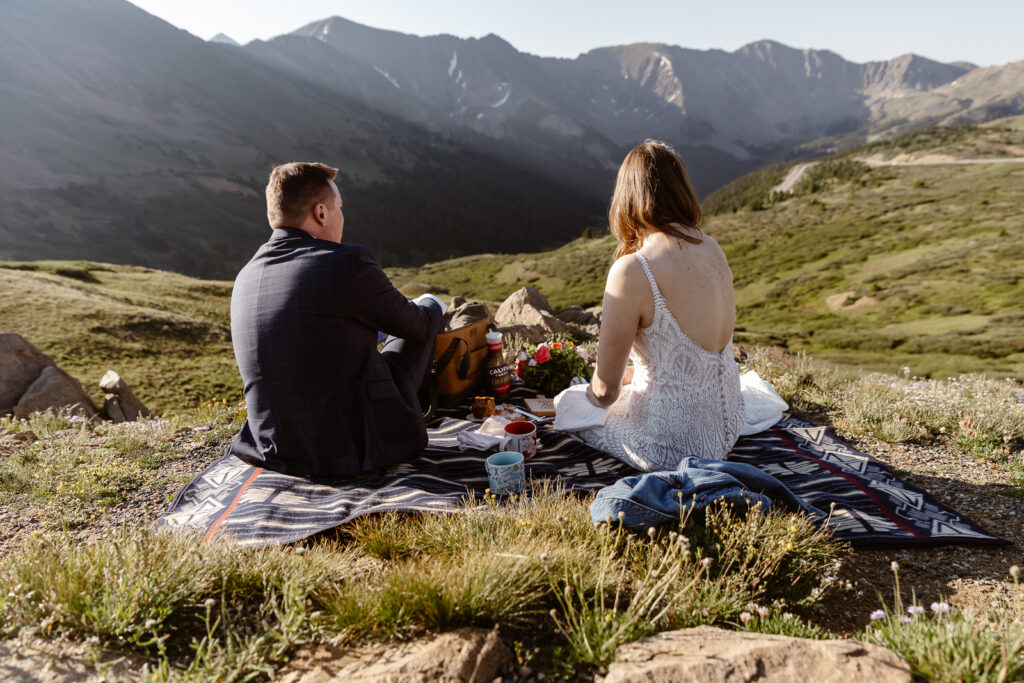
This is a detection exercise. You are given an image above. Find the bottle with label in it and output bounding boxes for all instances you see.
[484,331,511,403]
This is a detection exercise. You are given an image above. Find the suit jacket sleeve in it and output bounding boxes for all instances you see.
[348,247,441,341]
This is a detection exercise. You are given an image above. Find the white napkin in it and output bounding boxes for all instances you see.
[552,384,627,432]
[457,416,510,451]
[738,370,789,435]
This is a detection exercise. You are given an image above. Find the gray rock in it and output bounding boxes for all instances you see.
[554,305,599,327]
[275,627,512,682]
[0,428,38,445]
[605,626,912,683]
[495,288,574,343]
[13,366,98,420]
[99,370,150,422]
[0,638,144,682]
[494,286,553,323]
[0,333,55,413]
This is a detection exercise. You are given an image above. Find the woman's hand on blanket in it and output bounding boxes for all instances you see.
[585,383,603,408]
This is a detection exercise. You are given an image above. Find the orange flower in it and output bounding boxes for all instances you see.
[552,341,563,350]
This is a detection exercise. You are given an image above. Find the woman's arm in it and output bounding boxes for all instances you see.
[587,255,647,408]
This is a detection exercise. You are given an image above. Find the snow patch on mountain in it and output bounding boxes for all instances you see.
[374,66,400,89]
[491,83,511,108]
[209,33,239,47]
[449,50,458,77]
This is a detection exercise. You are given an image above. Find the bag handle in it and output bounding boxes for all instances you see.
[421,362,438,422]
[435,336,474,380]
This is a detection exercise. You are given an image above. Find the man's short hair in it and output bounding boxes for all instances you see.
[265,162,339,229]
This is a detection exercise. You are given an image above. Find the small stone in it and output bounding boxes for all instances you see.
[99,370,151,422]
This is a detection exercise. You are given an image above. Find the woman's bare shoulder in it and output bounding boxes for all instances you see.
[606,252,648,293]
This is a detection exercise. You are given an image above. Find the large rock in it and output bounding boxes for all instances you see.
[0,333,55,412]
[495,286,553,320]
[495,287,574,340]
[13,366,98,420]
[99,370,150,422]
[275,627,513,682]
[605,627,912,683]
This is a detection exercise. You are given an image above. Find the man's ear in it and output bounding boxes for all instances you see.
[313,202,327,226]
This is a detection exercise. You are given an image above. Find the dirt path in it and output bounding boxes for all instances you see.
[771,161,818,194]
[771,155,1024,195]
[858,154,1024,167]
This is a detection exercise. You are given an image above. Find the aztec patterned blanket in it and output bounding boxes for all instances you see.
[157,400,1006,548]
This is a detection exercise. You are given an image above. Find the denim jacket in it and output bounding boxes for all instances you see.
[590,456,824,530]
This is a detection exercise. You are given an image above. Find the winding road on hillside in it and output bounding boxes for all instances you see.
[771,162,818,194]
[771,155,1024,194]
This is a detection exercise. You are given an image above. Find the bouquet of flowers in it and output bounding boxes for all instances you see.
[517,338,593,398]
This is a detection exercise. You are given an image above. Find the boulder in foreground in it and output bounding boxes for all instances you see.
[605,626,912,682]
[0,333,56,412]
[13,366,98,420]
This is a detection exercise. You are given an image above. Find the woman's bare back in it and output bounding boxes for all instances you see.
[636,230,735,353]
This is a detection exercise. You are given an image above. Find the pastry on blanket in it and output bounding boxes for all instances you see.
[471,396,496,419]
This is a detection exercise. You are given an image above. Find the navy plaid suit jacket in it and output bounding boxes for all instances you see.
[227,227,443,479]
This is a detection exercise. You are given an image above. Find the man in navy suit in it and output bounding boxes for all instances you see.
[227,162,445,479]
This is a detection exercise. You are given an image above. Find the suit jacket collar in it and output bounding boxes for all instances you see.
[270,226,314,242]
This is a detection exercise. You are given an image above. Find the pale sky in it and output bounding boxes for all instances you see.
[129,0,1024,67]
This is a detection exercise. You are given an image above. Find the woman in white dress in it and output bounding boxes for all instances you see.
[581,140,744,471]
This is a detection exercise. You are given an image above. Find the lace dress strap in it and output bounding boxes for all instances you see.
[633,252,664,304]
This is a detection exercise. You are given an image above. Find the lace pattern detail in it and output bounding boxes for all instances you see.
[579,253,744,471]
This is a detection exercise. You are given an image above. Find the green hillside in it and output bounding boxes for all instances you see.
[391,116,1024,379]
[0,261,238,414]
[2,117,1022,417]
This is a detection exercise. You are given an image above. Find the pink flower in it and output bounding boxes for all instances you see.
[533,345,551,364]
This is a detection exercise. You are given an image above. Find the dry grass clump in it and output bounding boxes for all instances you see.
[0,528,354,680]
[860,563,1024,682]
[1,485,843,679]
[743,347,1024,484]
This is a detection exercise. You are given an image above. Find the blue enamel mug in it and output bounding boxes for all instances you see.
[485,451,525,494]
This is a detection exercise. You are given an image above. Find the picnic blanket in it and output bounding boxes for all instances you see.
[157,394,1007,548]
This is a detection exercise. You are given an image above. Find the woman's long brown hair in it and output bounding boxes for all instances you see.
[608,140,704,259]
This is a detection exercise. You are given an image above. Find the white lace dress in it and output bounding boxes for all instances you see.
[578,253,745,471]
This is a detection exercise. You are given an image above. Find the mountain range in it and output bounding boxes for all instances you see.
[1,0,1022,278]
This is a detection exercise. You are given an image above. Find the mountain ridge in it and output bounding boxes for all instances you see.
[1,0,1022,279]
[4,117,1020,414]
